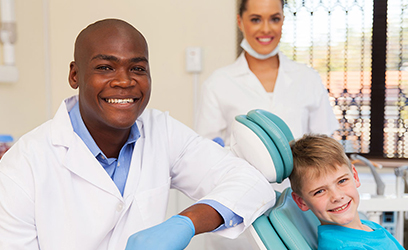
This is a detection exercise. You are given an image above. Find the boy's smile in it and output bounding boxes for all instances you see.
[292,164,365,230]
[328,200,351,212]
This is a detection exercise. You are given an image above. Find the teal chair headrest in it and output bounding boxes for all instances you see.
[230,109,294,183]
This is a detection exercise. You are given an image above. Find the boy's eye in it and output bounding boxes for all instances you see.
[338,178,348,184]
[314,189,324,196]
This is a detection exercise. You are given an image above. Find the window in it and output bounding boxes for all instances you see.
[278,0,408,158]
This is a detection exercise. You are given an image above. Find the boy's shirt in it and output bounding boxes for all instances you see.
[318,220,404,250]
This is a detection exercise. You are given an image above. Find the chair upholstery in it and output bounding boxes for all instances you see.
[251,214,287,250]
[269,188,320,250]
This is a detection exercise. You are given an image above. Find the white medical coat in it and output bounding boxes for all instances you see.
[0,96,275,250]
[195,52,339,145]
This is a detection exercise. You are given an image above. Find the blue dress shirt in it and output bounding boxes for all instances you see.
[69,102,139,196]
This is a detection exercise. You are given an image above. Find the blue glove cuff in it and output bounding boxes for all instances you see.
[174,215,196,236]
[125,214,196,250]
[212,137,225,147]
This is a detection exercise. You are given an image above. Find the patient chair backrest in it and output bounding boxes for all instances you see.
[230,109,320,250]
[230,109,294,183]
[269,188,320,250]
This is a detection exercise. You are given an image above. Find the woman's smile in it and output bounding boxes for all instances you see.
[257,36,273,44]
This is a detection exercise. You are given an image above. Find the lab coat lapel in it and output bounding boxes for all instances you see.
[122,119,144,199]
[51,96,122,199]
[231,53,269,99]
[271,52,294,108]
[229,53,251,77]
[64,137,122,199]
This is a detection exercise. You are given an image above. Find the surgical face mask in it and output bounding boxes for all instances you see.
[240,38,279,60]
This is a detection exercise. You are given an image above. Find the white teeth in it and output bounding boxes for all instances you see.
[105,98,134,104]
[331,202,349,212]
[258,37,272,42]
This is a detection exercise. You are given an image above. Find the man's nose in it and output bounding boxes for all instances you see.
[111,69,134,87]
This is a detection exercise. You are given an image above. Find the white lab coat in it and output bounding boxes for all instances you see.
[195,52,339,145]
[196,52,339,249]
[0,96,275,250]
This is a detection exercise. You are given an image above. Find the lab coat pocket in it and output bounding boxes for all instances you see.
[133,177,171,227]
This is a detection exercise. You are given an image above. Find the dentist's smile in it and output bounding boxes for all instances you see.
[257,36,273,44]
[104,98,136,104]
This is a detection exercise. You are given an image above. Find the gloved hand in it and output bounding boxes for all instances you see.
[212,137,225,147]
[125,215,195,250]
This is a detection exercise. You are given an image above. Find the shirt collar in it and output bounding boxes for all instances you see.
[228,52,251,77]
[68,102,140,159]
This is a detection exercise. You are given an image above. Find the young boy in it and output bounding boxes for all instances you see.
[289,134,404,249]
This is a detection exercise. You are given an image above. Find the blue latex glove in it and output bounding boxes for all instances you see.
[212,137,225,147]
[125,215,195,250]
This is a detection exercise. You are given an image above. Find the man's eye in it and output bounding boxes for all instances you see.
[96,65,113,71]
[131,67,146,72]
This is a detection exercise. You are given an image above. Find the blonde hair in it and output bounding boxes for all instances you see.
[289,134,351,195]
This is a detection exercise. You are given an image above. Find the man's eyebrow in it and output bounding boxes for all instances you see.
[130,57,148,63]
[91,54,119,62]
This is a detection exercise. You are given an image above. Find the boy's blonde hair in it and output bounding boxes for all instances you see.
[289,134,351,196]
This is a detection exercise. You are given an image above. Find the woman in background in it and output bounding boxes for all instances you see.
[195,0,338,148]
[196,0,339,248]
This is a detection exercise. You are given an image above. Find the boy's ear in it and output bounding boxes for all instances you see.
[351,164,361,188]
[292,192,310,211]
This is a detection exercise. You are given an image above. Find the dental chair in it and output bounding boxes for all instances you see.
[230,109,320,250]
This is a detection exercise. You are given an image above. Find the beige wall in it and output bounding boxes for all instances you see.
[0,0,237,140]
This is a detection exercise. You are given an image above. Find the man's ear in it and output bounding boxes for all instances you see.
[292,192,310,211]
[68,61,79,89]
